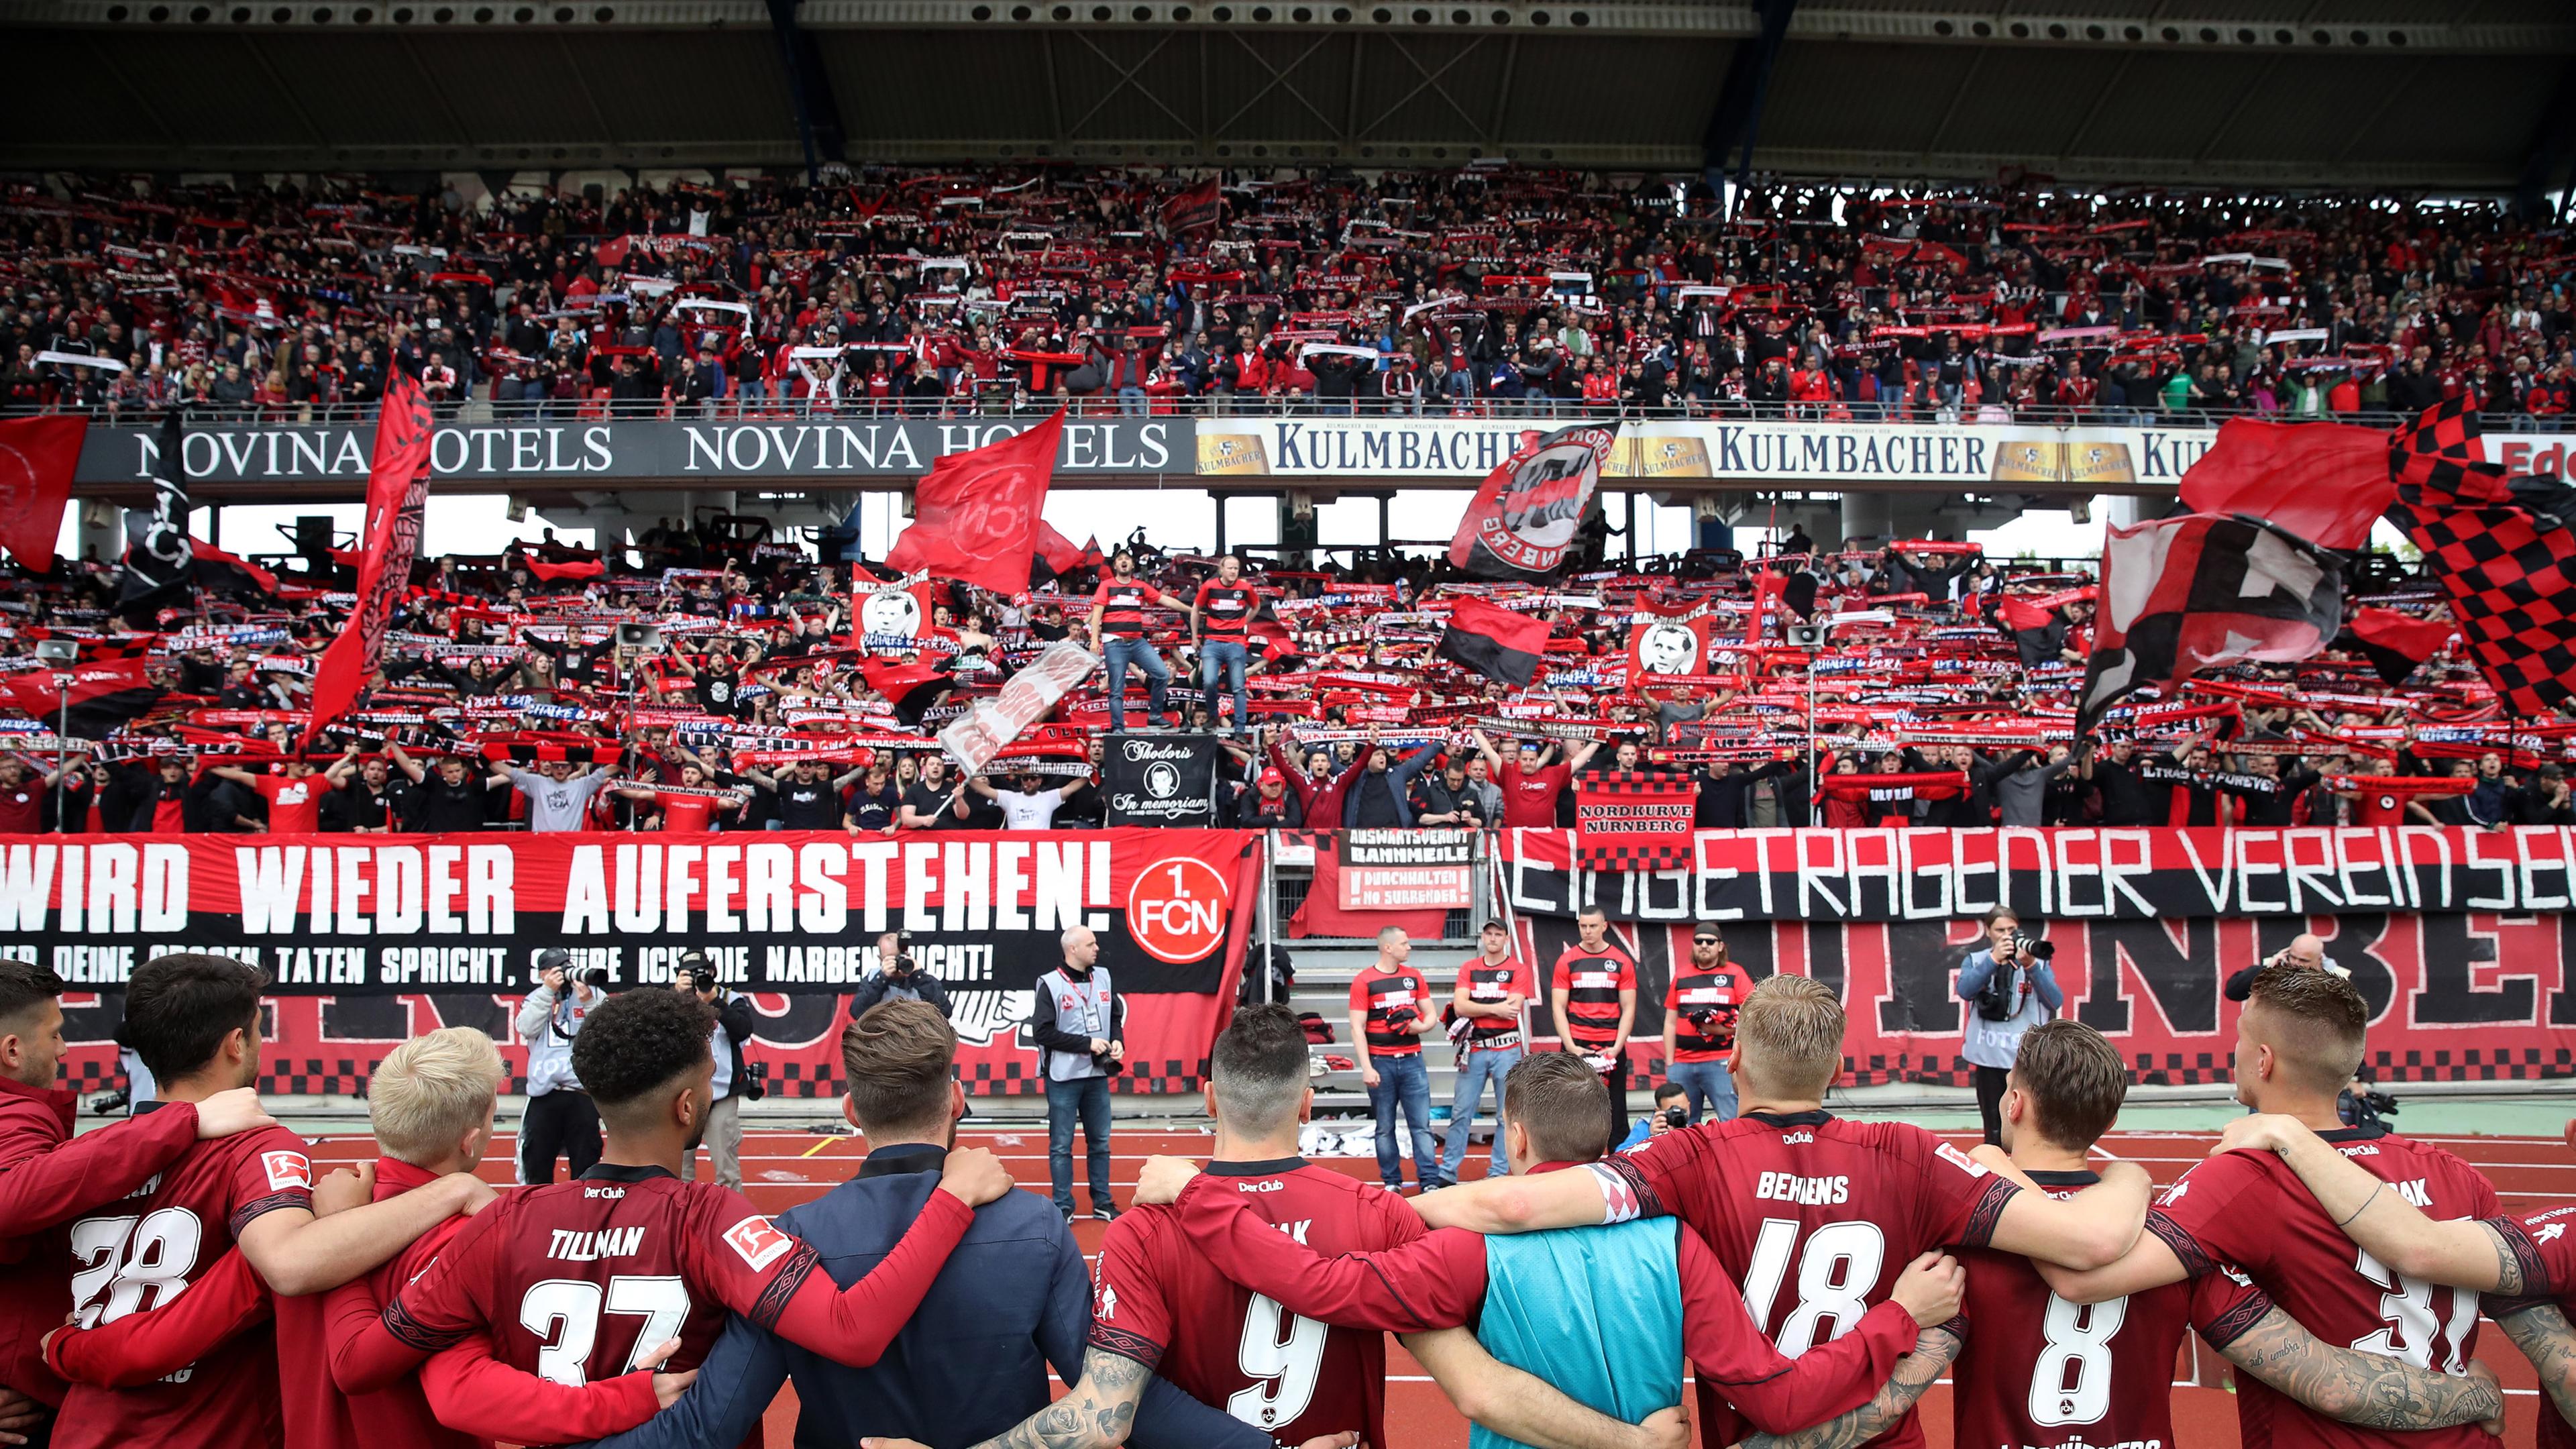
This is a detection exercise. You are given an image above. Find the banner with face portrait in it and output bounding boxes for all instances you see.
[1446,424,1618,580]
[1628,614,1715,685]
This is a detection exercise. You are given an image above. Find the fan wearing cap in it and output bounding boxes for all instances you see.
[515,947,601,1185]
[673,949,760,1192]
[1233,766,1304,827]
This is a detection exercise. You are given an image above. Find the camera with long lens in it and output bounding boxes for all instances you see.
[2339,1085,2400,1130]
[574,966,614,988]
[2012,932,2056,961]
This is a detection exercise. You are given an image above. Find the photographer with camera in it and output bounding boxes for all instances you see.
[849,930,953,1020]
[514,947,602,1183]
[1956,907,2064,1146]
[2224,932,2336,1002]
[1614,1081,1691,1152]
[674,947,761,1191]
[1033,927,1124,1222]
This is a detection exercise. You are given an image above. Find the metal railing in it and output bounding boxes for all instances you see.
[13,393,2574,435]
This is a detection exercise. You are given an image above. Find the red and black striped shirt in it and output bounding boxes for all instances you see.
[1347,965,1432,1056]
[1552,945,1635,1051]
[1458,958,1533,1047]
[1093,580,1158,638]
[1193,582,1257,639]
[1664,964,1748,1063]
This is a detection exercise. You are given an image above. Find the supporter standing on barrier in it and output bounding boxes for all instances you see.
[1189,553,1256,735]
[1089,549,1187,734]
[1661,924,1747,1124]
[1440,918,1527,1184]
[1350,926,1446,1193]
[516,947,600,1184]
[1550,905,1639,1156]
[1957,908,2062,1146]
[1034,926,1123,1222]
[674,950,756,1192]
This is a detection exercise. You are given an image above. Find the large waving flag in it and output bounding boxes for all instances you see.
[2385,398,2576,716]
[2177,417,2394,550]
[0,415,86,570]
[305,373,436,743]
[1446,425,1617,580]
[2076,514,2343,736]
[115,410,194,625]
[1438,596,1551,686]
[885,411,1062,595]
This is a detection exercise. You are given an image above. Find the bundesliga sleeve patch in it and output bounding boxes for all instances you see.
[1933,1140,1988,1178]
[724,1215,798,1272]
[263,1150,314,1191]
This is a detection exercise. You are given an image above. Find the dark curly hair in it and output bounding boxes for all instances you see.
[572,987,714,1120]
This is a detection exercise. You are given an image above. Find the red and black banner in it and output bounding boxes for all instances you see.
[0,414,85,570]
[1496,825,2576,922]
[2077,513,2343,735]
[1501,906,2576,1088]
[0,657,165,740]
[1161,177,1224,235]
[308,372,435,742]
[1571,770,1698,871]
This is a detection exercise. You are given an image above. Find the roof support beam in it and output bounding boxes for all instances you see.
[765,0,848,182]
[1700,0,1796,207]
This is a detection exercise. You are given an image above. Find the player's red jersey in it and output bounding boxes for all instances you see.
[1601,1110,2022,1449]
[2473,1201,2576,1449]
[1087,1157,1424,1446]
[54,1106,315,1449]
[1954,1168,2273,1449]
[1551,944,1635,1051]
[372,1164,822,1380]
[2148,1125,2500,1449]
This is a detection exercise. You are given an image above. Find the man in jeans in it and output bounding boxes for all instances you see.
[1349,925,1446,1192]
[1440,919,1528,1183]
[1660,924,1748,1124]
[1032,926,1122,1221]
[1188,553,1257,735]
[1087,549,1188,733]
[513,947,600,1184]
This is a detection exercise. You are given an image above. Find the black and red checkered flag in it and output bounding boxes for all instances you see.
[2076,513,2344,737]
[2385,398,2576,716]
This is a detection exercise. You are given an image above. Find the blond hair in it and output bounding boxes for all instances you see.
[1733,975,1845,1098]
[371,1028,505,1167]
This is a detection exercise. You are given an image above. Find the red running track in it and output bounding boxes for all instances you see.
[291,1125,2576,1448]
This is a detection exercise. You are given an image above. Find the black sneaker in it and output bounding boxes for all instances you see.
[1061,1207,1077,1224]
[1091,1203,1122,1222]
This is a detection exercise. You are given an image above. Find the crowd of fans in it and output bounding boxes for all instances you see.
[0,498,2553,840]
[5,167,2576,425]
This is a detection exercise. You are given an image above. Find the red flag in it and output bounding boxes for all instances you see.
[525,555,606,583]
[1436,597,1551,686]
[305,373,435,744]
[1161,178,1223,235]
[1036,521,1085,576]
[884,411,1061,594]
[0,657,164,739]
[2076,514,2343,735]
[191,542,279,595]
[2349,606,2455,685]
[595,235,633,268]
[0,415,86,570]
[2178,418,2394,549]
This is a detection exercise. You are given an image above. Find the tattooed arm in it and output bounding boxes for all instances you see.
[2498,1302,2576,1433]
[2220,1305,2503,1429]
[962,1346,1148,1449]
[1736,1327,1962,1449]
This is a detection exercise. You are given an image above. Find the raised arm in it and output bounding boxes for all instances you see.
[0,1093,245,1236]
[1164,1171,1483,1331]
[237,1171,491,1297]
[1735,1326,1963,1449]
[2222,1303,2505,1431]
[731,1152,1008,1367]
[2215,1114,2524,1291]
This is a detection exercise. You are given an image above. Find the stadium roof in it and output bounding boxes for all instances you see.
[7,0,2574,191]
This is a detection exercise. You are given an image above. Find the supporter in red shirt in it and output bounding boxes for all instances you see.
[0,758,40,834]
[207,750,358,834]
[1471,729,1601,830]
[1549,907,1638,1155]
